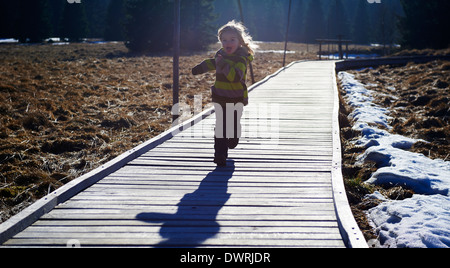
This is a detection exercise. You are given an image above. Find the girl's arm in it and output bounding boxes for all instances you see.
[192,58,216,75]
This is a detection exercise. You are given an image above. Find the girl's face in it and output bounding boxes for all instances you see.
[220,31,241,55]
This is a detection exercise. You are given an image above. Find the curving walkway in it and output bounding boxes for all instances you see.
[0,61,367,248]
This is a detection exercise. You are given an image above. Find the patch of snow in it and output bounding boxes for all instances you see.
[45,37,61,42]
[257,50,295,54]
[208,49,295,55]
[368,195,450,248]
[0,38,19,44]
[320,53,379,59]
[364,191,388,201]
[338,71,450,248]
[339,72,392,130]
[364,148,450,196]
[52,42,70,46]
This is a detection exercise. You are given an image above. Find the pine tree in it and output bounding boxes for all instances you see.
[105,0,126,41]
[353,0,370,44]
[262,0,285,41]
[289,0,305,42]
[327,0,349,39]
[181,0,217,50]
[125,0,218,53]
[84,0,110,38]
[304,0,325,42]
[214,0,240,26]
[48,0,65,35]
[373,1,399,53]
[0,1,20,38]
[399,0,450,49]
[242,0,285,41]
[60,1,89,42]
[16,0,52,43]
[124,0,172,53]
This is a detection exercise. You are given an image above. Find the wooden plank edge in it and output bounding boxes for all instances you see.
[331,61,368,248]
[334,55,450,72]
[0,59,301,246]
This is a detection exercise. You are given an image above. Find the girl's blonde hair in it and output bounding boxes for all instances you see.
[218,20,258,56]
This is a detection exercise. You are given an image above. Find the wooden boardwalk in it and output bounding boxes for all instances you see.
[0,61,366,248]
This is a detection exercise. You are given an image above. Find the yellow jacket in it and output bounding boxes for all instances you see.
[192,47,253,105]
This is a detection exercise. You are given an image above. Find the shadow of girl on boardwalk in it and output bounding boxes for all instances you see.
[136,160,235,247]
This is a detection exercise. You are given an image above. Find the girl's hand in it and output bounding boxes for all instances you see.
[192,64,203,75]
[216,54,223,63]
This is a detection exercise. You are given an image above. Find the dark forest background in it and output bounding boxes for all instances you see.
[0,0,448,52]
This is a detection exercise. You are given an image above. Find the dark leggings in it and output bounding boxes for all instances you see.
[213,102,243,158]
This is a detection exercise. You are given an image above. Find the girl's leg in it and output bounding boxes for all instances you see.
[227,103,243,149]
[213,102,244,165]
[213,103,228,166]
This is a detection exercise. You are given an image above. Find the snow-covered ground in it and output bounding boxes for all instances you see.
[257,50,296,54]
[339,72,450,248]
[0,38,19,43]
[320,53,379,60]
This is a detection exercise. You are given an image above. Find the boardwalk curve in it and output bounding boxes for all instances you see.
[0,61,367,248]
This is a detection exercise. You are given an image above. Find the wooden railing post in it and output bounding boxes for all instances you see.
[173,0,180,122]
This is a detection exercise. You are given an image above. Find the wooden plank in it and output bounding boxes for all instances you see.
[126,161,332,170]
[60,199,334,208]
[132,155,332,163]
[4,237,345,248]
[9,225,341,234]
[45,204,336,214]
[35,212,337,222]
[30,220,337,229]
[118,166,332,174]
[13,231,343,242]
[66,193,335,202]
[79,191,333,199]
[111,168,332,178]
[134,156,333,164]
[145,144,334,153]
[52,193,334,203]
[104,173,333,181]
[44,206,336,218]
[17,216,339,228]
[96,179,332,187]
[93,179,332,187]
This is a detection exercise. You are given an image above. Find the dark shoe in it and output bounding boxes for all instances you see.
[228,138,239,149]
[214,156,227,167]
